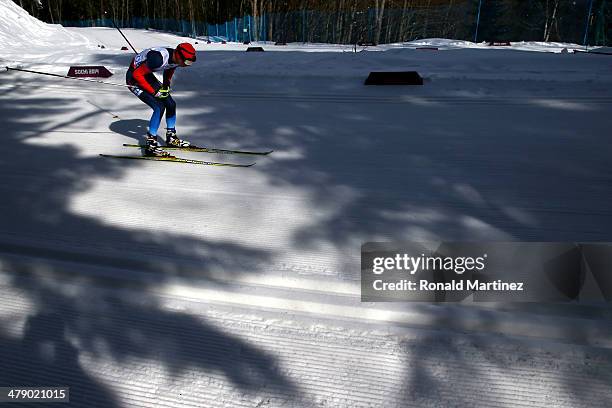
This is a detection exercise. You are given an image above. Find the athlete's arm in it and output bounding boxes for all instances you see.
[163,67,176,88]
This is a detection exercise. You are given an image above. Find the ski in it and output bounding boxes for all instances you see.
[122,143,273,156]
[99,154,255,167]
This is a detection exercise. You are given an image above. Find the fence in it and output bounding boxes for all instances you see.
[61,2,609,46]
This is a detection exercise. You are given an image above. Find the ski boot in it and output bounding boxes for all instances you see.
[144,134,171,157]
[165,128,191,148]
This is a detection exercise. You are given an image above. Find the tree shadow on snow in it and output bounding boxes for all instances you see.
[0,77,301,406]
[2,48,612,408]
[397,315,612,407]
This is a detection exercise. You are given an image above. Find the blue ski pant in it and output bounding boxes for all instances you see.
[126,71,176,136]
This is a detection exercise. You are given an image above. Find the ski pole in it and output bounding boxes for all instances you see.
[104,11,138,54]
[582,0,595,48]
[5,66,137,89]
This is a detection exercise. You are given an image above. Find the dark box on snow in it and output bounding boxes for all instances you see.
[364,71,423,85]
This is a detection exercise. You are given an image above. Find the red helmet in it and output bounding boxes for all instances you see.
[176,42,196,64]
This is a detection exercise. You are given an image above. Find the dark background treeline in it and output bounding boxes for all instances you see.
[13,0,610,45]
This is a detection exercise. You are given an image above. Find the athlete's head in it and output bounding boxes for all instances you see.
[174,42,196,67]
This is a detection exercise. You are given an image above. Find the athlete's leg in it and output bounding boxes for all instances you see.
[127,86,165,137]
[164,96,177,130]
[137,92,165,136]
[126,70,165,136]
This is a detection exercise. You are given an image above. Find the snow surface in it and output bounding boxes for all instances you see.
[1,1,612,407]
[0,0,91,61]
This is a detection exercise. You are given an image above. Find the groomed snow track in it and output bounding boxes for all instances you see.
[1,245,612,408]
[1,4,612,406]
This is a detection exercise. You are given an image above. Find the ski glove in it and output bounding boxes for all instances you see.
[155,86,170,99]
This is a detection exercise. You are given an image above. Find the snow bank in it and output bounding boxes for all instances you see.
[0,0,89,56]
[396,38,584,53]
[590,46,612,54]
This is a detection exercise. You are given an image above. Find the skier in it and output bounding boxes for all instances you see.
[126,42,197,156]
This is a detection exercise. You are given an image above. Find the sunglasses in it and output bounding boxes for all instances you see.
[177,48,196,65]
